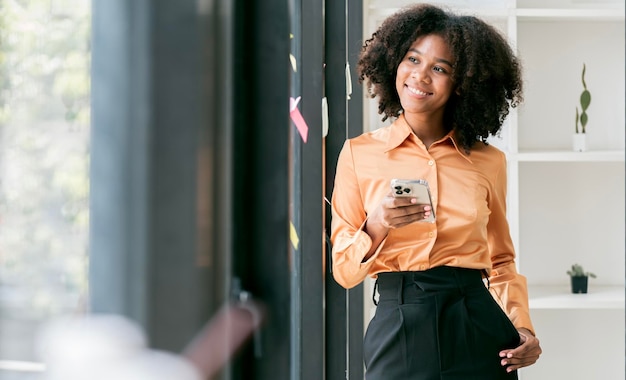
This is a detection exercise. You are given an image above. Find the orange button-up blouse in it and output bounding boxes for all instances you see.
[330,115,534,333]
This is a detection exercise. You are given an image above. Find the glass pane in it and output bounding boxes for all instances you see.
[0,0,90,374]
[288,0,302,376]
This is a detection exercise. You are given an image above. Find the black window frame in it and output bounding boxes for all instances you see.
[90,0,364,378]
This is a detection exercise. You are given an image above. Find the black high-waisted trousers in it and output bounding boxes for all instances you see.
[363,266,520,380]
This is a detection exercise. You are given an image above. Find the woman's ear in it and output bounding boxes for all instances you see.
[455,87,461,96]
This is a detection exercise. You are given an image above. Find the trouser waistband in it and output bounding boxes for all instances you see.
[373,266,487,305]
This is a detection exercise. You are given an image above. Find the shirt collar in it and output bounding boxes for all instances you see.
[384,114,473,164]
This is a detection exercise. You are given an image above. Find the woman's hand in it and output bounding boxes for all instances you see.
[361,193,432,260]
[367,192,432,231]
[499,328,542,372]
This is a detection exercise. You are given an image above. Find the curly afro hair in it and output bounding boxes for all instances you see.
[357,4,523,151]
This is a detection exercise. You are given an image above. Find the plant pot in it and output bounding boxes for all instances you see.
[572,133,587,152]
[570,276,588,294]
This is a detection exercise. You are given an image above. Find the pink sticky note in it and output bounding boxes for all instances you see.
[290,96,308,143]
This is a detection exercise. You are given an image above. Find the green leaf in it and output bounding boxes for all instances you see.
[580,90,591,110]
[580,112,588,128]
[581,63,587,89]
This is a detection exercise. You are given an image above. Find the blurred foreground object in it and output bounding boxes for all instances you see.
[37,314,202,380]
[36,301,264,380]
[183,299,265,377]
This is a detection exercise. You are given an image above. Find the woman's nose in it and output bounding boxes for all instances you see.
[411,67,431,84]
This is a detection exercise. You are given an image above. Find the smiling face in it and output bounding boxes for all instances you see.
[395,34,456,121]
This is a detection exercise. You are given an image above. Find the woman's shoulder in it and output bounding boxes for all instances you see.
[471,140,506,157]
[468,141,508,169]
[345,123,395,150]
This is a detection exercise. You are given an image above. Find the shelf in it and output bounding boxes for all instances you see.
[516,8,625,20]
[528,285,625,310]
[367,7,510,19]
[512,150,625,162]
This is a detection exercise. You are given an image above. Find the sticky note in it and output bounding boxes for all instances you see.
[290,54,297,72]
[290,221,299,250]
[345,62,353,100]
[290,96,308,143]
[322,97,328,138]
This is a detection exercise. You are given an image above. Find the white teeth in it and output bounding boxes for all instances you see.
[408,86,429,96]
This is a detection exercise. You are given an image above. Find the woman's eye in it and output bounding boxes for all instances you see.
[433,66,446,73]
[408,57,418,63]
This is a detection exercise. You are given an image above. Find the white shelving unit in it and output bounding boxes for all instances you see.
[363,1,625,379]
[529,285,624,310]
[514,150,625,162]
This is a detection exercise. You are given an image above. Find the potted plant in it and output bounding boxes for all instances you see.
[573,63,591,152]
[566,263,596,293]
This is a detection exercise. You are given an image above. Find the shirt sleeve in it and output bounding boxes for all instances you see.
[329,140,386,289]
[486,152,536,335]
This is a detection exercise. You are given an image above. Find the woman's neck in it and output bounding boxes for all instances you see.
[404,113,447,148]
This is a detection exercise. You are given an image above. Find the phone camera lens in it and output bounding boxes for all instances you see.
[394,185,402,191]
[395,190,403,195]
[403,188,411,194]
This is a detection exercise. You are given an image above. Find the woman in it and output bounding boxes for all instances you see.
[330,4,542,379]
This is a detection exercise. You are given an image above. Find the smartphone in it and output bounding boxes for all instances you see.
[390,179,435,223]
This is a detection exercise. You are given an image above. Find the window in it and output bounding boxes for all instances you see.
[0,1,90,376]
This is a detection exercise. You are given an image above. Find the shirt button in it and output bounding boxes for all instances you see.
[420,265,427,270]
[428,231,434,238]
[428,160,434,166]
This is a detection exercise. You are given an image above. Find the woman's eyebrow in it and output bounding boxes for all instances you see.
[408,48,454,67]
